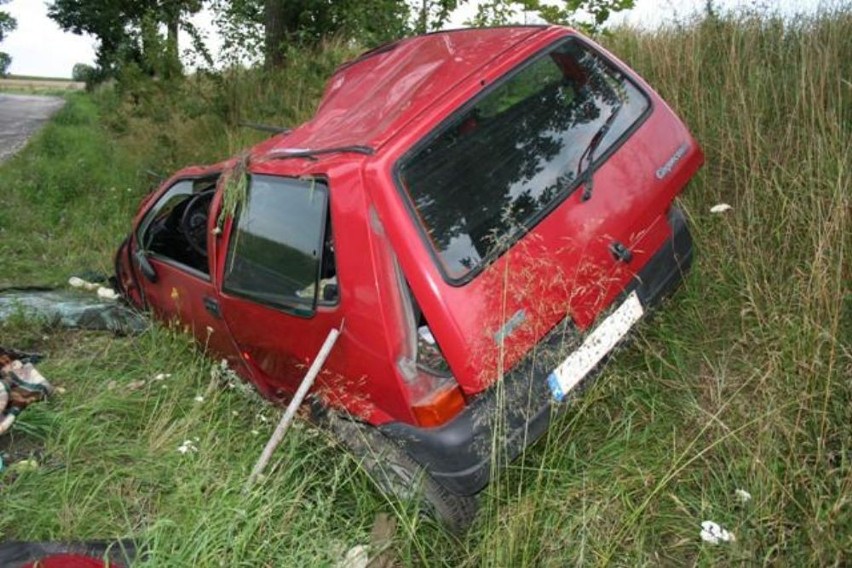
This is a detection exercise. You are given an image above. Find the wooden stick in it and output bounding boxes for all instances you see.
[246,326,341,489]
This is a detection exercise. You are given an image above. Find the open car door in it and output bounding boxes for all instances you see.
[133,175,245,368]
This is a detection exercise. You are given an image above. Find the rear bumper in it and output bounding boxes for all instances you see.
[380,207,693,496]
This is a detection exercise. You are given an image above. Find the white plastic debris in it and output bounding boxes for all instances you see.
[177,439,198,454]
[68,276,98,291]
[96,287,120,300]
[417,325,436,345]
[710,203,733,214]
[700,520,735,544]
[735,488,752,503]
[194,395,205,403]
[335,545,370,568]
[9,458,39,473]
[152,373,172,381]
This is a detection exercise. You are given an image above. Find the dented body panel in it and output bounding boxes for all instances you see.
[116,26,703,497]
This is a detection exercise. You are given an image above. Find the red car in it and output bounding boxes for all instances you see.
[115,26,703,530]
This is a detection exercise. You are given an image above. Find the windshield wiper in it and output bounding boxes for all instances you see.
[576,101,623,202]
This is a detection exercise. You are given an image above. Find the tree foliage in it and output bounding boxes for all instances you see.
[0,0,14,42]
[72,62,96,82]
[47,0,203,79]
[212,0,421,68]
[45,0,634,82]
[413,0,466,33]
[212,0,468,68]
[0,0,16,76]
[469,0,634,32]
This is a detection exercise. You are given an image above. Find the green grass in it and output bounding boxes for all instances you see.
[1,11,850,566]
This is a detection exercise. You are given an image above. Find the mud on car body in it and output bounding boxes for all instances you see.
[115,26,703,531]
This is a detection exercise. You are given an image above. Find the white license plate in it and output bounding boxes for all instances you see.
[547,291,644,402]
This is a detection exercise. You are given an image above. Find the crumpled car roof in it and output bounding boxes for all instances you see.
[266,26,547,154]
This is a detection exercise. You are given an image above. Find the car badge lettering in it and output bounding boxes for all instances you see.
[655,143,689,179]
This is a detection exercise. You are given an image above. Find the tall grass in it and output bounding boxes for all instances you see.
[463,10,851,564]
[0,10,849,566]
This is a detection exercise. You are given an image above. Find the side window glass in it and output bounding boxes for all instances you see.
[137,178,217,276]
[223,176,337,315]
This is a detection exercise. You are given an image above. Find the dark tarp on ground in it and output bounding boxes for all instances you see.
[0,290,147,334]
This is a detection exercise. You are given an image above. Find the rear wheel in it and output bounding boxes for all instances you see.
[326,414,479,534]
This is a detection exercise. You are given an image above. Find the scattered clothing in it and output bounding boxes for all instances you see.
[0,348,54,436]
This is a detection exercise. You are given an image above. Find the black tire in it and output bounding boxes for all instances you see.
[326,414,479,534]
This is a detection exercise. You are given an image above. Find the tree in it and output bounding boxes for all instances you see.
[263,0,413,67]
[47,0,203,80]
[0,52,10,77]
[0,0,16,77]
[213,0,465,69]
[469,0,634,32]
[72,62,95,81]
[413,0,466,34]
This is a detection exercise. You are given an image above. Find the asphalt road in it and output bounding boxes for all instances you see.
[0,93,66,163]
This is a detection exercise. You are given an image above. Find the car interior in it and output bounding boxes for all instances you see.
[143,176,218,275]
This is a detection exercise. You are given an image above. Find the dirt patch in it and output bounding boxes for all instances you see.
[0,429,44,466]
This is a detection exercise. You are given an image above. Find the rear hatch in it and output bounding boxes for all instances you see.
[396,34,702,393]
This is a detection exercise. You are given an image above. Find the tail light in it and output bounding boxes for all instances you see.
[411,380,466,427]
[392,255,466,428]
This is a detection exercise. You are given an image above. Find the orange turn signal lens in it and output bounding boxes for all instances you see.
[412,383,466,427]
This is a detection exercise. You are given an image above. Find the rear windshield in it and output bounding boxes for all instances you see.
[398,38,650,281]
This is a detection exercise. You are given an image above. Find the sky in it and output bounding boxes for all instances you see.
[0,0,824,79]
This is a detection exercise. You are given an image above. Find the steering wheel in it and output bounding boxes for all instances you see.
[180,190,214,257]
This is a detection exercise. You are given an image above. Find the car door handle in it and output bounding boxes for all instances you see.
[203,296,222,318]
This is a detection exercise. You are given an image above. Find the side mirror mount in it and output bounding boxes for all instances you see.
[322,282,339,303]
[135,250,158,283]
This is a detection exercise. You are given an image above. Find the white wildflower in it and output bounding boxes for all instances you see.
[710,203,733,214]
[211,358,240,389]
[735,488,752,503]
[700,520,735,544]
